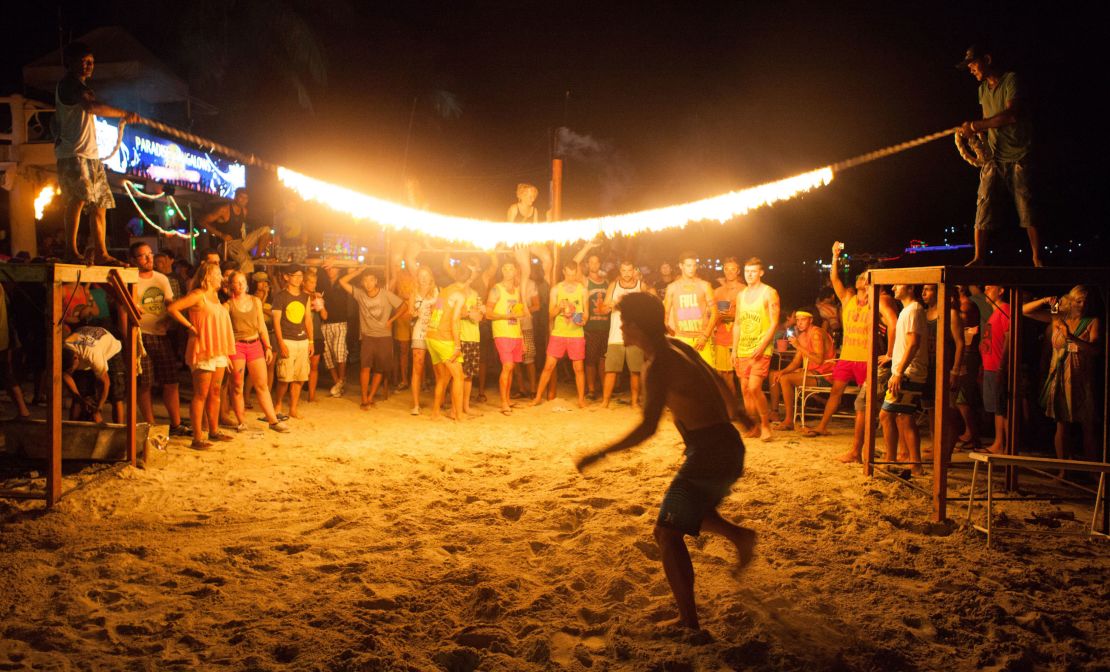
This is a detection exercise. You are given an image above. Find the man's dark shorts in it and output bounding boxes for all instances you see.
[360,336,394,373]
[657,422,745,537]
[585,330,608,366]
[982,369,1006,415]
[142,333,179,388]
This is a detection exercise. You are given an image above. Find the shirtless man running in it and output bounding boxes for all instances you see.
[577,292,756,633]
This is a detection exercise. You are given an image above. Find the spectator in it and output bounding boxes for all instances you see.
[880,285,929,476]
[129,242,187,436]
[224,271,288,433]
[61,326,123,423]
[953,287,983,450]
[319,262,351,398]
[304,267,327,402]
[339,267,406,410]
[0,283,31,418]
[271,265,313,419]
[1023,286,1101,464]
[979,285,1010,454]
[167,261,237,449]
[770,309,834,431]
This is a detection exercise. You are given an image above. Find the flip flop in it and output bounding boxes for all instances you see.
[500,408,513,416]
[208,433,234,442]
[798,428,826,438]
[771,422,794,431]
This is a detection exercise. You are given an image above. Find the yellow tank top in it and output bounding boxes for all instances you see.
[552,283,586,338]
[839,294,871,362]
[735,286,772,357]
[460,291,481,343]
[491,283,523,339]
[427,296,446,336]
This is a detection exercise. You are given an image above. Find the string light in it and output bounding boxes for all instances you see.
[277,166,833,248]
[34,185,57,220]
[121,180,197,239]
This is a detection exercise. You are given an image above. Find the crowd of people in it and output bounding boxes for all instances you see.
[1,229,1101,468]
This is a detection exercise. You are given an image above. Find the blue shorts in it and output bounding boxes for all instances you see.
[657,422,745,537]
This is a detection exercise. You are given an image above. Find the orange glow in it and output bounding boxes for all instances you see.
[277,166,833,248]
[34,185,58,220]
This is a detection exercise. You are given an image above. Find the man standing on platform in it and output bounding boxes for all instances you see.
[130,242,187,436]
[732,258,780,442]
[55,42,138,265]
[957,45,1042,267]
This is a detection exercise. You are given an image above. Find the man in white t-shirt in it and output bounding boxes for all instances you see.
[602,260,645,409]
[63,326,122,423]
[130,242,187,435]
[880,284,930,475]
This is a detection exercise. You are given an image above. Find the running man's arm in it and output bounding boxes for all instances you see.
[577,362,667,471]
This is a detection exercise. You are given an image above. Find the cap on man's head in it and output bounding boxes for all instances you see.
[956,44,991,69]
[251,271,270,284]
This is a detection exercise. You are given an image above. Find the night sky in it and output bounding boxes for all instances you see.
[3,1,1102,301]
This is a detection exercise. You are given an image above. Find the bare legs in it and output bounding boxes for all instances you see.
[190,367,226,447]
[654,511,756,631]
[359,368,384,410]
[307,353,321,401]
[498,360,515,413]
[738,373,771,440]
[410,348,427,412]
[430,360,463,420]
[880,409,923,475]
[814,378,851,435]
[601,371,640,409]
[274,379,303,418]
[231,357,281,425]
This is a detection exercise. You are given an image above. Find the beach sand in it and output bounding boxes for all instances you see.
[2,386,1108,671]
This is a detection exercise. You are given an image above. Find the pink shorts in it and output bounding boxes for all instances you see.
[734,354,770,380]
[546,335,586,361]
[494,337,523,364]
[833,359,867,385]
[231,339,265,363]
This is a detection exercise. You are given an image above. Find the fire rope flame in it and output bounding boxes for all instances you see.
[34,185,58,220]
[277,166,834,248]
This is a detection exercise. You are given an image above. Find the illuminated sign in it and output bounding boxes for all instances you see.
[95,118,246,198]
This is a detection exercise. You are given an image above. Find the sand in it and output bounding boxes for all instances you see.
[1,386,1108,671]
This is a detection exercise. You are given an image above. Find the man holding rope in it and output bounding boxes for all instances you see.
[55,42,139,265]
[957,44,1042,267]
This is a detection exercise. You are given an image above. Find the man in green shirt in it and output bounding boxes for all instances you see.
[956,44,1042,267]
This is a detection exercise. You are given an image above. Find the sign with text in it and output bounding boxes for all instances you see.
[95,117,246,198]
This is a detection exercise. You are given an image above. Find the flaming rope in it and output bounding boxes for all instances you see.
[122,113,961,248]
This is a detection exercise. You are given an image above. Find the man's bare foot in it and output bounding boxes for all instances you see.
[1032,255,1044,268]
[759,427,773,442]
[984,444,1005,455]
[359,402,372,411]
[578,400,586,409]
[465,407,483,418]
[529,397,543,407]
[93,253,126,267]
[771,422,793,431]
[837,450,862,464]
[288,410,303,419]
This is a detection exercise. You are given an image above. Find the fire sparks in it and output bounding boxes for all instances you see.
[277,166,833,248]
[34,185,58,220]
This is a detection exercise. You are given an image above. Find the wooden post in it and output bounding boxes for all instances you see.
[1005,287,1021,491]
[551,158,563,287]
[47,268,63,506]
[124,319,138,467]
[933,281,950,522]
[862,279,879,476]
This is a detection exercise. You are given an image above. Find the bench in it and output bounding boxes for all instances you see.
[965,452,1110,547]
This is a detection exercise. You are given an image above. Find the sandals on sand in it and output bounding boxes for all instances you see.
[798,428,827,438]
[208,432,234,442]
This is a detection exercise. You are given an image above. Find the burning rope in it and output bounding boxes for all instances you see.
[120,114,964,247]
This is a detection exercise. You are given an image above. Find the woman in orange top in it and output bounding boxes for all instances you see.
[168,261,236,449]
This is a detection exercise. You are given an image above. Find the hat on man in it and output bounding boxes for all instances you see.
[251,271,270,284]
[956,44,991,69]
